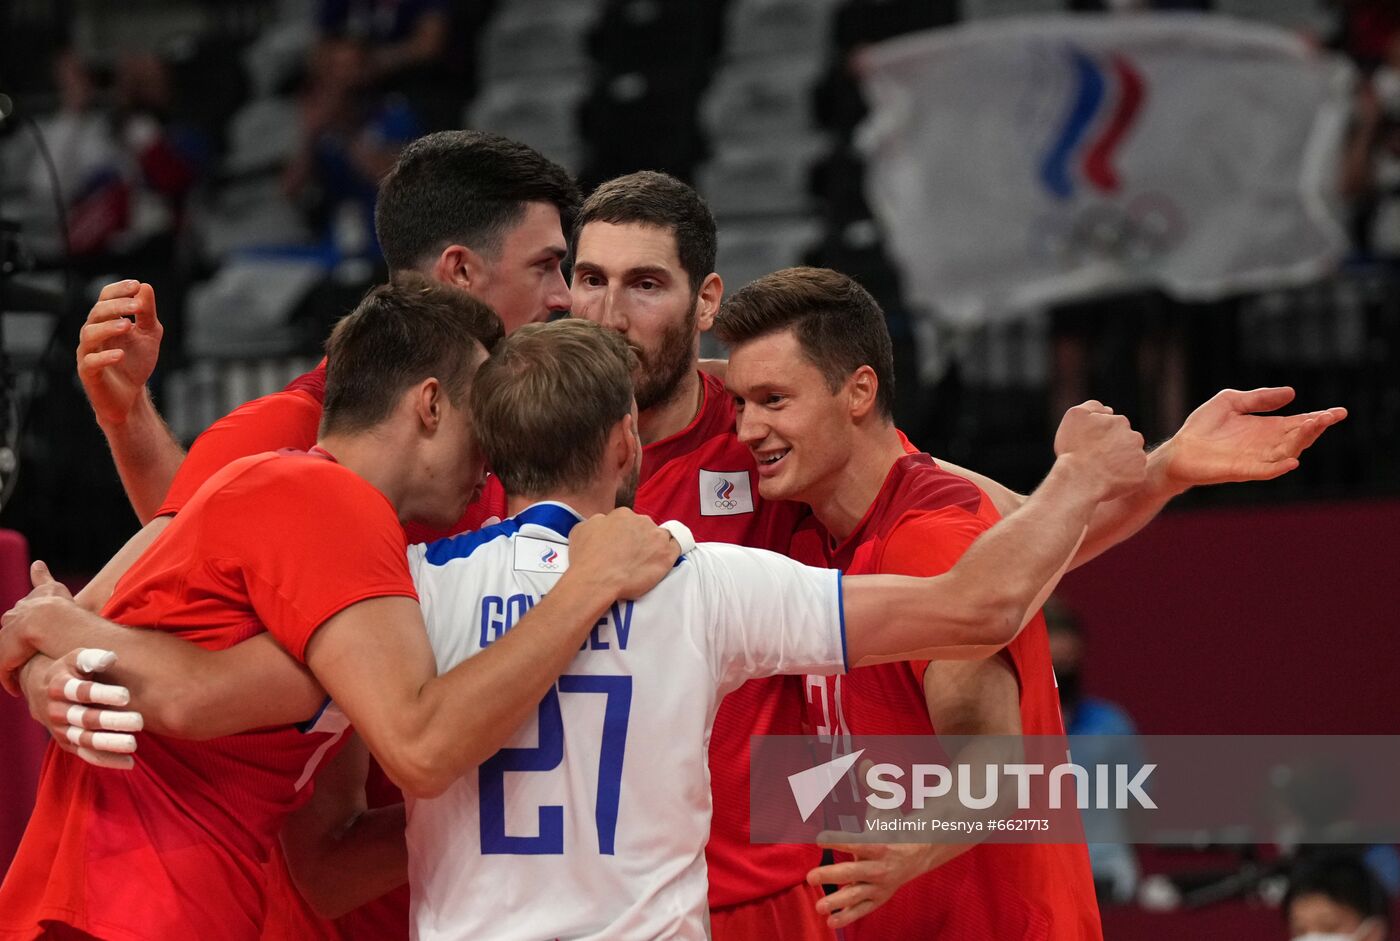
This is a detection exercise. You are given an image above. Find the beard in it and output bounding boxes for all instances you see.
[632,304,697,412]
[615,460,641,510]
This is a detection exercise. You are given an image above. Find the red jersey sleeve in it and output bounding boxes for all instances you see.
[877,506,992,682]
[157,389,323,517]
[204,458,417,662]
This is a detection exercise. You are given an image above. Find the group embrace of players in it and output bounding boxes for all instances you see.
[0,132,1345,941]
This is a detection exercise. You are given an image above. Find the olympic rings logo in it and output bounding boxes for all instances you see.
[1028,192,1184,267]
[713,499,739,510]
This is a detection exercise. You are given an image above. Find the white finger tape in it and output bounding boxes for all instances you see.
[76,649,116,673]
[66,704,87,728]
[88,682,131,707]
[66,726,83,746]
[64,678,83,701]
[98,710,144,732]
[91,731,137,754]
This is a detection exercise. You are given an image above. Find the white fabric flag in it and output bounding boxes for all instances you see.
[857,14,1355,325]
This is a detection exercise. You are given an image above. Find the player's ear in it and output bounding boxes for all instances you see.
[695,272,723,333]
[846,365,879,420]
[413,378,444,431]
[432,245,484,291]
[609,413,637,473]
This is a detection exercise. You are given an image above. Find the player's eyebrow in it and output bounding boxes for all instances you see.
[571,262,672,281]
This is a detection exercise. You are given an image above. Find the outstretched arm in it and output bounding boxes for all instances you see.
[935,387,1346,569]
[843,403,1144,665]
[78,280,184,522]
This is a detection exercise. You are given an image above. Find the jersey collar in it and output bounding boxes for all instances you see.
[513,501,585,539]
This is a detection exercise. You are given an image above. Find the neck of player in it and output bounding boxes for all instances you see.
[317,429,417,518]
[504,481,619,522]
[807,423,909,543]
[637,365,704,446]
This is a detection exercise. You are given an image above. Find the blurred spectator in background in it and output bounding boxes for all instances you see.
[316,0,456,130]
[111,53,205,263]
[1284,853,1392,941]
[1342,34,1400,261]
[4,50,124,258]
[283,36,422,261]
[1,49,205,267]
[1047,599,1143,905]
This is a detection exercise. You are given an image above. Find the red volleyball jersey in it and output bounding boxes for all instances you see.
[153,362,501,941]
[0,453,418,941]
[631,371,821,911]
[790,453,1103,941]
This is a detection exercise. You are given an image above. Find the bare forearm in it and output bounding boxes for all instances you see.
[13,599,321,738]
[1073,445,1184,567]
[846,459,1099,664]
[285,804,407,918]
[322,577,621,798]
[101,390,184,523]
[409,576,617,792]
[281,734,406,917]
[937,455,1181,572]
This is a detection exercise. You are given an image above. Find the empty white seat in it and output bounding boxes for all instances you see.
[724,0,841,61]
[697,136,828,217]
[701,55,826,146]
[480,0,603,81]
[713,217,823,296]
[467,77,588,174]
[184,258,324,358]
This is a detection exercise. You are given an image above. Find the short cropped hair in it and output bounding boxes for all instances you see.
[472,319,638,497]
[322,274,504,435]
[572,171,717,295]
[1284,855,1390,929]
[713,267,895,419]
[375,131,581,271]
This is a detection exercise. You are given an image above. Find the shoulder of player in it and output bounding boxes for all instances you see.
[414,516,524,570]
[890,455,991,515]
[870,503,991,571]
[212,451,382,508]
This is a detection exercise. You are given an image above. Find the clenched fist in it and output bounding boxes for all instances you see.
[1053,401,1147,502]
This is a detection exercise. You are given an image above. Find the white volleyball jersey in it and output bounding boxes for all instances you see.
[403,502,846,941]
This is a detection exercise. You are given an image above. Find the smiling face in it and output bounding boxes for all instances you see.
[570,221,701,412]
[725,328,857,506]
[471,201,572,334]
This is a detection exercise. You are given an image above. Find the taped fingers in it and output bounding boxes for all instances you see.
[75,648,117,673]
[74,746,135,771]
[58,702,143,733]
[62,676,131,707]
[65,725,138,754]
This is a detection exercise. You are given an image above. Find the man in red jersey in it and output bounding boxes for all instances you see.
[41,166,1343,936]
[0,278,681,941]
[567,172,827,937]
[715,267,1347,939]
[44,130,579,941]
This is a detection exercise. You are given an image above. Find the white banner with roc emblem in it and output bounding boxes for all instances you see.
[857,14,1355,324]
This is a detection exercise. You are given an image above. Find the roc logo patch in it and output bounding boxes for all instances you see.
[515,535,570,573]
[698,469,754,516]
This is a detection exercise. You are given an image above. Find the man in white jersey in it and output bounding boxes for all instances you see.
[398,318,1145,940]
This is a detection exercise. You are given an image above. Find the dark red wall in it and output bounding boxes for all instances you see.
[1056,499,1400,735]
